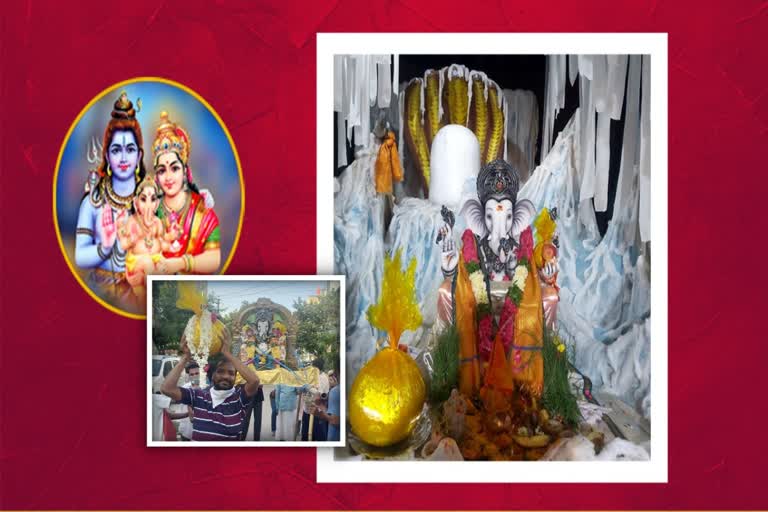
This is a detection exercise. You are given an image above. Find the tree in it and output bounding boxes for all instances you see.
[293,288,340,371]
[151,281,189,351]
[206,291,226,316]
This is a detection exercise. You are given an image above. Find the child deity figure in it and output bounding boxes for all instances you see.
[117,173,181,301]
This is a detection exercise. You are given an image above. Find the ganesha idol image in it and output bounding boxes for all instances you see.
[432,128,560,397]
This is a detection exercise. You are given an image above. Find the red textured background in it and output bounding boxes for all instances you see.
[2,0,767,509]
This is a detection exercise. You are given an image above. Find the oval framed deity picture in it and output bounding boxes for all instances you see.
[53,78,244,319]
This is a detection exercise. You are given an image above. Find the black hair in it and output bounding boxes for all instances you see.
[185,362,199,374]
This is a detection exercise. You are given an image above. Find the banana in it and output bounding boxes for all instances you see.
[513,434,551,448]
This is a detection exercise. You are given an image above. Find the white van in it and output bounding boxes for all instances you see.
[152,355,181,393]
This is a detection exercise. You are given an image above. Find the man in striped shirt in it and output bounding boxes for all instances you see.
[162,329,261,441]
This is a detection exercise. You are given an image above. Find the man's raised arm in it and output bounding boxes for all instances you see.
[161,336,190,402]
[220,326,261,397]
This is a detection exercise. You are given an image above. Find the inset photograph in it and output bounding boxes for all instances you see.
[148,276,344,446]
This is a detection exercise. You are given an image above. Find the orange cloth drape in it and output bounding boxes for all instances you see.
[374,131,404,194]
[510,259,544,396]
[484,328,514,392]
[455,254,481,396]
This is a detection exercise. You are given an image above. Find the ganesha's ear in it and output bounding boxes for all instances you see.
[511,199,536,237]
[460,198,487,238]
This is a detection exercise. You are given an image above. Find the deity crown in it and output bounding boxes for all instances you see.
[153,111,190,164]
[477,159,521,206]
[136,172,159,195]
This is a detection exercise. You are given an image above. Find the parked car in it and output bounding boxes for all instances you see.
[152,355,181,393]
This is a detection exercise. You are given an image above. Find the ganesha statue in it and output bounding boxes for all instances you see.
[436,159,559,396]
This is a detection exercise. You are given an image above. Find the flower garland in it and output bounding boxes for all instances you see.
[459,227,536,359]
[460,230,493,357]
[184,309,214,371]
[468,269,489,305]
[507,227,534,308]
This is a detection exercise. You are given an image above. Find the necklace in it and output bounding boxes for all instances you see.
[104,180,133,210]
[137,218,155,249]
[162,192,190,227]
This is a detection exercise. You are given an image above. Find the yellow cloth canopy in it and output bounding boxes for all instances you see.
[235,366,319,387]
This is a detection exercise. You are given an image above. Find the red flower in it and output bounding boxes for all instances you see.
[499,297,517,351]
[461,229,479,263]
[517,227,534,260]
[478,313,493,357]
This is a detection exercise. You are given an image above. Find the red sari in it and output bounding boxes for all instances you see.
[160,191,221,265]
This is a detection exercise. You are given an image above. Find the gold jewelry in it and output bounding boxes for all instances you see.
[161,192,190,227]
[103,180,133,210]
[183,254,193,273]
[153,111,191,164]
[135,165,140,183]
[107,164,112,177]
[136,219,154,249]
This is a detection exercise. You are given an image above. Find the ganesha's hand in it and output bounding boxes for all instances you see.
[99,207,117,250]
[156,256,184,275]
[439,224,458,276]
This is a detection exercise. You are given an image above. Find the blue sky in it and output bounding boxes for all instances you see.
[208,281,327,313]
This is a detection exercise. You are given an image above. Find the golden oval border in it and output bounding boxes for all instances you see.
[52,77,245,320]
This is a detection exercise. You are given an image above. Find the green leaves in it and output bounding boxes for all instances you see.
[429,325,460,403]
[293,288,341,371]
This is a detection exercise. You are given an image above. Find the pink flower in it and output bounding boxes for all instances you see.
[461,229,479,263]
[478,313,493,357]
[499,297,516,351]
[517,227,534,260]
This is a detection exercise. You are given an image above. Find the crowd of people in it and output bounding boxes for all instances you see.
[157,335,340,443]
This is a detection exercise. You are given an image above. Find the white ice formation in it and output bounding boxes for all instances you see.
[334,137,385,389]
[520,111,651,419]
[503,89,540,181]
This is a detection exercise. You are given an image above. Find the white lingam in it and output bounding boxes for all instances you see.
[428,125,480,208]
